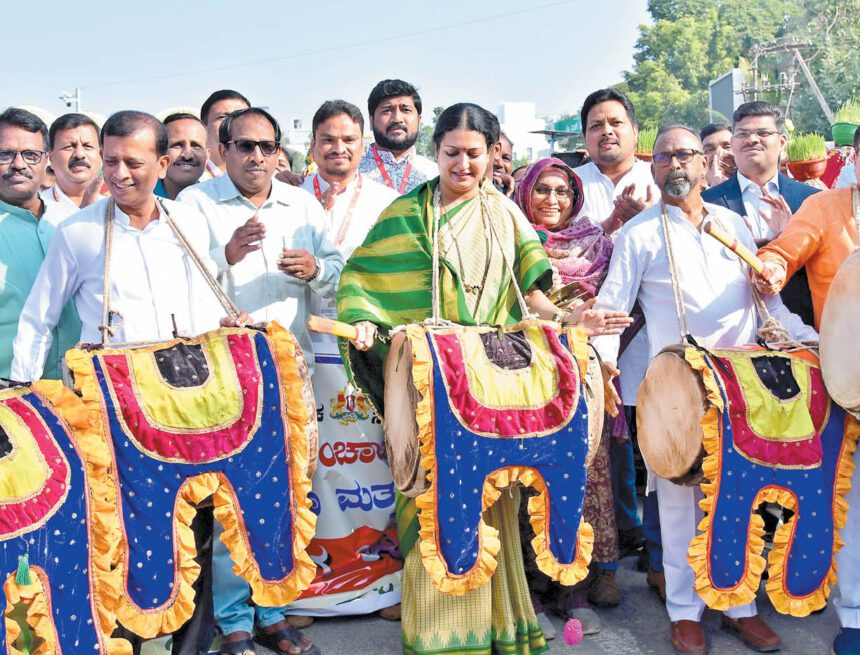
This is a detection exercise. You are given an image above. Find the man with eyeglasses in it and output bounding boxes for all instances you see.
[594,124,814,655]
[702,101,818,327]
[179,106,340,655]
[358,79,437,195]
[156,113,210,200]
[0,107,80,380]
[42,112,105,215]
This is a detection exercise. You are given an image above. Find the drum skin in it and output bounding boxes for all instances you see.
[636,345,706,485]
[583,344,604,468]
[383,331,430,498]
[820,249,860,417]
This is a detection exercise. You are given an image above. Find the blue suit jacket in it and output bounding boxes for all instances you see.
[702,173,820,326]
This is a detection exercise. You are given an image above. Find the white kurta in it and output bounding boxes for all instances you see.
[593,200,816,623]
[39,184,81,221]
[178,174,344,375]
[11,197,224,382]
[574,158,658,404]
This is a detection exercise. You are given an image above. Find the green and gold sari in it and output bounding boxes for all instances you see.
[337,177,552,655]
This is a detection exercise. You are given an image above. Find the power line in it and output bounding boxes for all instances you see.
[83,0,581,91]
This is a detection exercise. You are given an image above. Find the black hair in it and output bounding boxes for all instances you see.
[580,88,637,134]
[854,125,860,151]
[0,108,49,150]
[311,100,364,137]
[732,101,785,131]
[432,103,500,149]
[48,113,99,150]
[101,110,168,156]
[499,131,513,148]
[367,79,422,118]
[163,112,205,128]
[700,122,731,142]
[655,123,702,147]
[218,107,282,145]
[200,89,250,125]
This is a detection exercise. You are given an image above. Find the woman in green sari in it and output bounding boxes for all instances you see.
[337,103,631,655]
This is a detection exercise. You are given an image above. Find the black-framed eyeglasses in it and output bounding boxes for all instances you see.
[652,149,703,167]
[732,129,779,141]
[0,149,47,165]
[224,140,279,157]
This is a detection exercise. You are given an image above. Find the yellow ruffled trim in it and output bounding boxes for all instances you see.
[62,325,318,637]
[684,349,860,617]
[413,322,593,595]
[34,378,128,645]
[3,566,131,655]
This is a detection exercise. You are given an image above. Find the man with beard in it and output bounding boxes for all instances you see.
[594,125,815,654]
[284,99,401,624]
[358,79,437,194]
[179,107,340,655]
[156,113,210,200]
[0,107,80,380]
[200,89,250,176]
[42,112,104,215]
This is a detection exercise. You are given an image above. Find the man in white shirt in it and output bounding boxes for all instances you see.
[594,125,816,654]
[287,100,401,622]
[575,89,659,601]
[41,112,104,216]
[179,106,339,655]
[358,79,437,194]
[12,110,235,383]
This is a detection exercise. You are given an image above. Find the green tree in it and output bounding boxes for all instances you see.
[415,106,445,159]
[616,0,860,133]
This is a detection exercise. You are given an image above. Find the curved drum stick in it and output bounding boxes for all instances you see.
[307,315,359,340]
[703,221,766,276]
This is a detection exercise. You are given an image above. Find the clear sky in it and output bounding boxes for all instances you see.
[2,0,650,125]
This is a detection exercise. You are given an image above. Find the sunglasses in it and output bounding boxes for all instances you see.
[224,140,279,157]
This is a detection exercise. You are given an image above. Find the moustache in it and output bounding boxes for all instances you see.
[173,157,198,165]
[387,123,407,133]
[666,171,689,182]
[3,169,32,180]
[68,158,91,168]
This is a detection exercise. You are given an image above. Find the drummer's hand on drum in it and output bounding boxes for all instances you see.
[220,311,253,328]
[752,260,786,296]
[350,321,378,351]
[567,298,634,337]
[600,360,622,418]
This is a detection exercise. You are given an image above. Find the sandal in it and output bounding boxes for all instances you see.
[255,626,321,655]
[219,637,256,654]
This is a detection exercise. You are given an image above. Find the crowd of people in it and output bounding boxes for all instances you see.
[1,76,859,655]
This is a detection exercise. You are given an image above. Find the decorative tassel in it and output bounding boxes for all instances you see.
[16,553,32,586]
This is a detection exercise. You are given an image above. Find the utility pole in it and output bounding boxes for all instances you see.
[743,42,834,124]
[59,87,83,113]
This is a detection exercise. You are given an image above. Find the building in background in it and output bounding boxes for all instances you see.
[497,101,550,162]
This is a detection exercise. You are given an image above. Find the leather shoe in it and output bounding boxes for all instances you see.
[647,568,666,602]
[670,620,706,654]
[721,615,781,652]
[587,569,621,607]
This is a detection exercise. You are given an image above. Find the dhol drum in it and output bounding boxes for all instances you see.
[819,248,860,417]
[636,344,708,485]
[383,319,604,498]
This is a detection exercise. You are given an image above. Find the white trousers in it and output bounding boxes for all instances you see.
[655,476,757,622]
[835,448,860,628]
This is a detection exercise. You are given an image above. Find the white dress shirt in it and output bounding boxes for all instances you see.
[737,171,780,240]
[178,174,344,373]
[39,184,81,221]
[11,197,224,381]
[299,172,397,357]
[593,201,817,371]
[574,158,658,404]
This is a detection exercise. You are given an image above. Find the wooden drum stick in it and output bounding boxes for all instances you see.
[307,315,359,340]
[703,221,766,275]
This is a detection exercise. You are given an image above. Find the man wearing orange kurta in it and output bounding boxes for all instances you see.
[755,173,860,655]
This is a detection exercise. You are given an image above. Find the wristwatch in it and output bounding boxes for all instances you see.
[307,257,321,282]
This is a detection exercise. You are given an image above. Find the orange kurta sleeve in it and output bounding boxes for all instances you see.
[758,188,856,330]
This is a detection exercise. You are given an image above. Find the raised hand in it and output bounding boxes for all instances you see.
[225,215,265,265]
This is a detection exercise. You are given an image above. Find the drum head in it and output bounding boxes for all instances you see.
[383,332,429,497]
[820,249,860,415]
[636,346,706,482]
